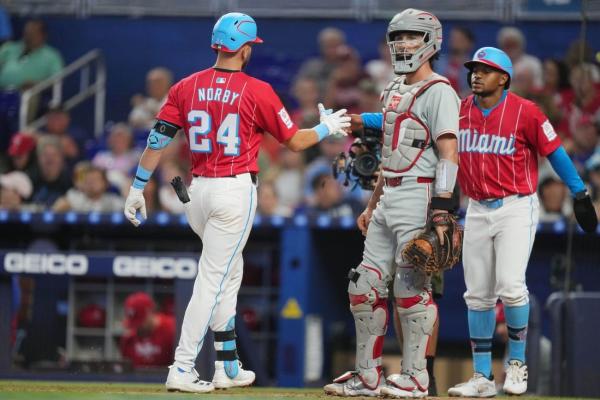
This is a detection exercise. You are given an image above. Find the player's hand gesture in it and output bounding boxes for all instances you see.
[318,103,350,137]
[124,187,147,227]
[357,207,374,236]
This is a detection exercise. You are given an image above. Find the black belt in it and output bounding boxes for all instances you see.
[193,173,257,184]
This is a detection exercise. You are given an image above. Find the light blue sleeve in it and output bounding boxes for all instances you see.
[547,146,585,196]
[360,113,383,130]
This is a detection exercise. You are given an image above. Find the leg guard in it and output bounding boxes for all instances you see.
[347,265,389,389]
[395,290,437,385]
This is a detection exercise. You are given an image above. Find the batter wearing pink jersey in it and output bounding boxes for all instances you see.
[448,47,597,398]
[123,12,350,393]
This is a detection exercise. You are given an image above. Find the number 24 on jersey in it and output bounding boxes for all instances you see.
[188,110,240,156]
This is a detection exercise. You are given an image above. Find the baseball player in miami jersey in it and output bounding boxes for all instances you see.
[324,9,460,398]
[448,47,597,398]
[123,12,350,393]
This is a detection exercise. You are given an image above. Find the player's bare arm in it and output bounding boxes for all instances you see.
[431,134,459,243]
[285,105,350,152]
[357,170,384,236]
[124,119,179,227]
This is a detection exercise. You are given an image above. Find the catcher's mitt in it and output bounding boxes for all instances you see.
[402,213,463,274]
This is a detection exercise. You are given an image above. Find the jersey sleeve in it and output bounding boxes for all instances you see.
[426,83,460,141]
[156,81,184,127]
[525,102,561,156]
[254,81,297,143]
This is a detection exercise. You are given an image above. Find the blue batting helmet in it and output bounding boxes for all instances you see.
[211,12,263,52]
[465,47,513,87]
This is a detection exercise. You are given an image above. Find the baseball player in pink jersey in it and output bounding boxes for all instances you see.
[123,12,350,393]
[448,47,597,397]
[324,9,460,398]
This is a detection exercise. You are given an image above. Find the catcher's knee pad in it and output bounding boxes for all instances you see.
[395,290,437,374]
[347,265,389,387]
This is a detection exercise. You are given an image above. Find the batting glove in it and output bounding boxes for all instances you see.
[318,103,350,136]
[124,186,147,227]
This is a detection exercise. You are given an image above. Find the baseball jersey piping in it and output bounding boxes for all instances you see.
[195,185,255,357]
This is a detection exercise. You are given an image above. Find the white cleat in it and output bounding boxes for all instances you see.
[212,360,255,389]
[323,371,382,397]
[503,360,528,395]
[165,365,215,393]
[448,372,497,397]
[381,373,428,398]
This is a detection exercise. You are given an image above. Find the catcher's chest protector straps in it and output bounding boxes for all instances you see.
[381,73,450,174]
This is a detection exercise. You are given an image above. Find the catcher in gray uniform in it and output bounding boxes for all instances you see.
[323,8,460,398]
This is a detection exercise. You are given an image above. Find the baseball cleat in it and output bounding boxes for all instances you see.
[381,373,428,398]
[503,360,528,395]
[212,360,255,389]
[448,372,497,397]
[165,365,215,393]
[323,371,382,397]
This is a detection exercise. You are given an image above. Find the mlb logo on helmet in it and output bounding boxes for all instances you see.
[476,49,486,59]
[211,12,263,52]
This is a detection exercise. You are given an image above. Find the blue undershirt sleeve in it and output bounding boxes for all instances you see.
[360,113,383,130]
[547,146,585,196]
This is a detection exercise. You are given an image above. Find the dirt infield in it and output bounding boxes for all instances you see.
[0,380,579,400]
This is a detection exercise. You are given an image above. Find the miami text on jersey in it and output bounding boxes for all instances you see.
[458,129,516,155]
[197,88,240,106]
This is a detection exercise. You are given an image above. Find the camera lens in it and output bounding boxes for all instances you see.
[354,153,378,176]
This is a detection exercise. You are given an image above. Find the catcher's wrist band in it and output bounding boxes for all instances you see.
[132,165,153,189]
[430,196,456,212]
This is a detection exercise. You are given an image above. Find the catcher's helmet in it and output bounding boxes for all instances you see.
[211,12,263,52]
[465,46,513,88]
[387,8,442,74]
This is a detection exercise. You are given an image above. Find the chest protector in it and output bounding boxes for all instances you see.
[381,73,450,174]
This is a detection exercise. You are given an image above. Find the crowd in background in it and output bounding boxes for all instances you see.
[1,16,600,224]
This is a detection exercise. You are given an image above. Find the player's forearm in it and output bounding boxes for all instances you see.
[132,148,163,189]
[285,129,321,152]
[547,146,586,196]
[434,136,459,198]
[367,172,384,210]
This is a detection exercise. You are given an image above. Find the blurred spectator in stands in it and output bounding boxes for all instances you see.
[0,171,33,210]
[290,77,320,129]
[0,5,12,45]
[257,180,292,217]
[569,114,599,173]
[29,135,71,208]
[564,40,599,71]
[357,78,381,113]
[4,132,37,176]
[52,165,123,212]
[296,27,346,99]
[92,122,142,193]
[538,177,569,222]
[129,67,173,130]
[538,59,573,144]
[567,63,600,137]
[43,106,84,163]
[365,36,395,93]
[158,161,186,214]
[0,19,63,152]
[497,27,543,93]
[437,26,475,98]
[301,172,363,218]
[120,292,175,368]
[324,45,365,112]
[0,19,63,91]
[269,147,305,210]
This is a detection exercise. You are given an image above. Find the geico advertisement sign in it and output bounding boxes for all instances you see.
[4,253,88,275]
[113,256,197,279]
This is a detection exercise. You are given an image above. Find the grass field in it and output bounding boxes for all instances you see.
[0,380,587,400]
